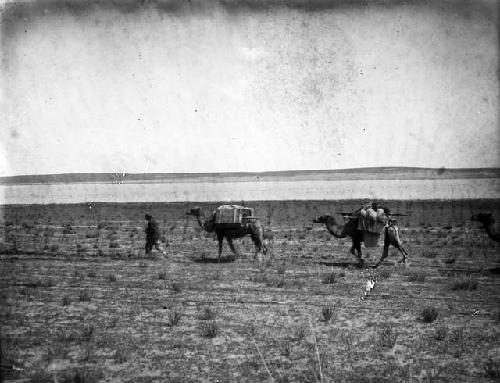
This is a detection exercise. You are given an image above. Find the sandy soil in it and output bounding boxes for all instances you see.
[1,200,499,382]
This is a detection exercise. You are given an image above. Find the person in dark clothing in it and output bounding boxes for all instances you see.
[145,214,167,257]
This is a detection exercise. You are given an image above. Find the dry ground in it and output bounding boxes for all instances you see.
[1,200,500,382]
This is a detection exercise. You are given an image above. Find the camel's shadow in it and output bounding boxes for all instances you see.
[190,255,236,263]
[318,261,379,269]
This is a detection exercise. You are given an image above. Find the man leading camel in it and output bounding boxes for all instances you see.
[144,214,167,257]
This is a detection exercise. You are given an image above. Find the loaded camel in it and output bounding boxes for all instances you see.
[471,213,500,243]
[313,211,408,268]
[186,207,268,261]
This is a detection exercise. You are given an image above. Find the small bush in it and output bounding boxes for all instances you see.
[81,324,95,342]
[198,307,218,321]
[483,358,500,379]
[79,289,91,302]
[109,241,120,249]
[378,324,398,349]
[200,321,219,338]
[294,324,307,343]
[451,275,478,291]
[321,306,335,322]
[167,310,182,327]
[61,295,71,306]
[322,272,336,284]
[107,273,117,282]
[421,307,439,323]
[158,270,168,280]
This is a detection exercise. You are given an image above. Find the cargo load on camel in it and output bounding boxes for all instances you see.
[356,203,388,247]
[214,205,254,229]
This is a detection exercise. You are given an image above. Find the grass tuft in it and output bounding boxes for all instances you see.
[167,310,182,327]
[483,358,500,379]
[321,272,336,284]
[79,289,91,302]
[61,295,71,306]
[421,307,439,323]
[200,321,219,338]
[321,306,335,322]
[378,324,398,349]
[198,307,218,321]
[158,270,168,280]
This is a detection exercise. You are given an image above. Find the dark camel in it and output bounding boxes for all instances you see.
[471,213,500,243]
[312,213,408,267]
[186,207,267,261]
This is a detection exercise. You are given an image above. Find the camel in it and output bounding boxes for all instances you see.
[471,213,500,243]
[186,207,268,261]
[312,213,408,267]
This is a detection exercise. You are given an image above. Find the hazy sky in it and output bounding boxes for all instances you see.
[0,0,499,176]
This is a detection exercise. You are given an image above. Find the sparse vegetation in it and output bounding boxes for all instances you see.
[198,307,218,321]
[321,306,335,322]
[2,200,499,382]
[451,274,478,291]
[167,310,182,327]
[79,289,91,302]
[378,324,398,349]
[200,321,219,338]
[321,272,336,284]
[421,307,439,323]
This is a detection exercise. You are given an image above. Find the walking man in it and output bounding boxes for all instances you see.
[144,214,167,257]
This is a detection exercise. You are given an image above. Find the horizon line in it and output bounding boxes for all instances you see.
[2,165,500,179]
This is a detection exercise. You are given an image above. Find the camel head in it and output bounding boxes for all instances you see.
[471,213,494,227]
[186,207,203,217]
[313,214,344,226]
[313,215,332,224]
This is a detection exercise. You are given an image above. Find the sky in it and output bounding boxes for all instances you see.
[0,0,499,176]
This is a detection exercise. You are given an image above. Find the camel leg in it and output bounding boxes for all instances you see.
[373,228,390,268]
[351,238,363,266]
[217,233,224,262]
[226,237,240,258]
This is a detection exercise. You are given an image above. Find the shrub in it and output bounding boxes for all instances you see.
[158,270,168,280]
[109,241,120,249]
[294,323,307,343]
[483,358,500,379]
[79,289,91,302]
[61,295,71,306]
[378,324,398,349]
[451,275,478,291]
[81,324,94,342]
[168,310,182,327]
[198,307,218,321]
[107,273,117,282]
[322,272,336,284]
[200,321,219,338]
[421,307,439,323]
[321,306,335,322]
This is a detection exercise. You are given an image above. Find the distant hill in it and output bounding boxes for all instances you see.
[1,167,499,185]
